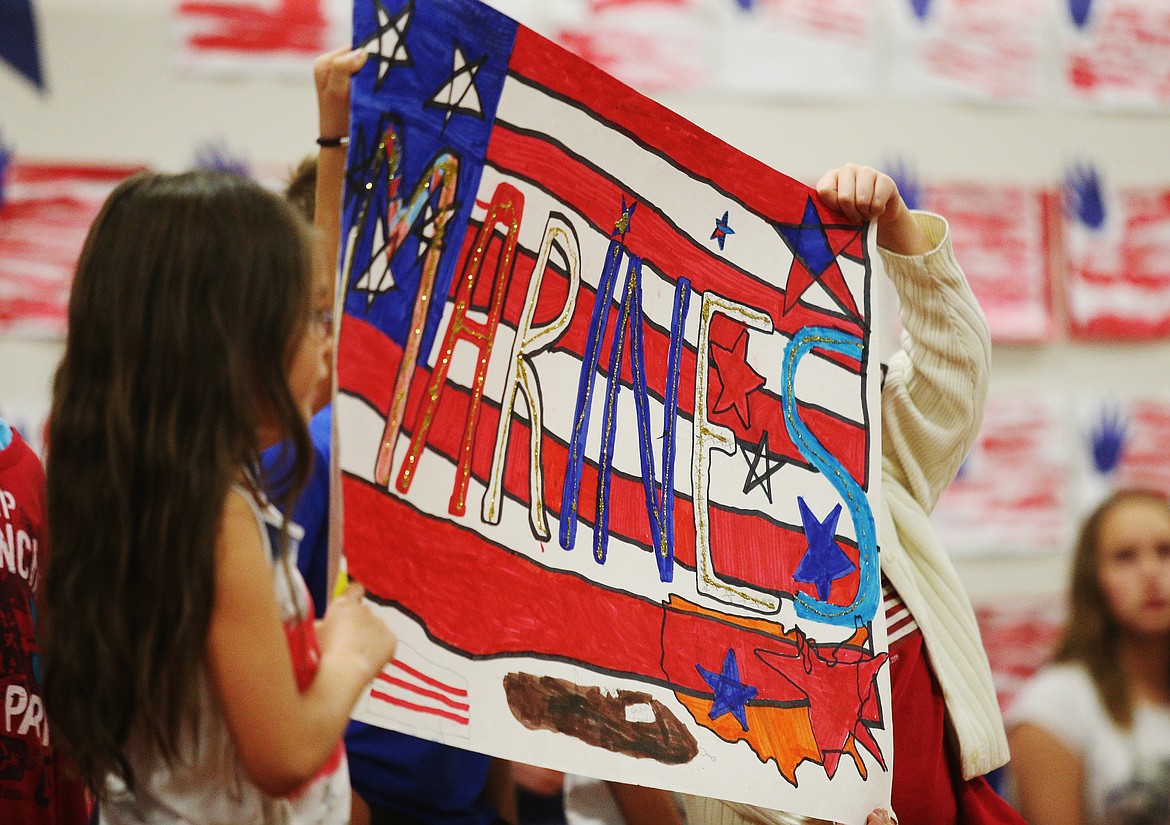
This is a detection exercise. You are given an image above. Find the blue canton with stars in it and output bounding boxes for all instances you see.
[696,648,758,731]
[344,0,517,364]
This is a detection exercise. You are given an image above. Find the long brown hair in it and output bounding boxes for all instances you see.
[42,170,316,793]
[1053,488,1170,727]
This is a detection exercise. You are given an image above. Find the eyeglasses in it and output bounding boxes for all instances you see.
[313,308,335,338]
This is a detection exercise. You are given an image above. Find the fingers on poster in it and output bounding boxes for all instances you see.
[336,0,888,814]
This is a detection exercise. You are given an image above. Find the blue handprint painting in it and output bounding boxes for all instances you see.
[1068,0,1093,30]
[1066,164,1107,232]
[1088,405,1129,476]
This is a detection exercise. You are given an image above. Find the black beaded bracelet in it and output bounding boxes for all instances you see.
[316,135,349,148]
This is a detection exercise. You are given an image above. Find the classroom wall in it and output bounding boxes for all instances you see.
[6,0,1170,606]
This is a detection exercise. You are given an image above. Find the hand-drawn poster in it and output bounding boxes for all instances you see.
[888,0,1047,104]
[1062,167,1170,339]
[715,0,877,99]
[0,161,143,338]
[893,172,1054,342]
[173,0,349,76]
[1076,395,1170,512]
[931,393,1070,556]
[1058,0,1170,109]
[336,0,888,817]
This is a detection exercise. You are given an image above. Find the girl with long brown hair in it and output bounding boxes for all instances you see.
[1009,489,1170,825]
[41,169,397,824]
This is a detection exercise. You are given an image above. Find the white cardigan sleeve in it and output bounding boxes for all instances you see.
[879,212,992,514]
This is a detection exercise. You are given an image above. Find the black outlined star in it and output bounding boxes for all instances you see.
[359,0,413,91]
[774,196,864,319]
[426,42,486,124]
[711,210,735,251]
[741,431,784,504]
[696,649,758,732]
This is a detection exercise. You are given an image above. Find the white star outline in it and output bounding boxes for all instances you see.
[426,42,486,124]
[359,0,413,90]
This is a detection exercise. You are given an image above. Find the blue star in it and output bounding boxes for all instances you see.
[773,197,861,318]
[696,648,758,731]
[792,497,855,601]
[775,198,837,274]
[710,210,735,251]
[612,195,637,237]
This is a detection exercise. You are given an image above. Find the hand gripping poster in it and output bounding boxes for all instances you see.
[336,0,887,817]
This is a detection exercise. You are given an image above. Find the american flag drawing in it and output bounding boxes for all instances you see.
[0,162,143,338]
[172,0,348,75]
[1063,167,1170,340]
[337,0,888,816]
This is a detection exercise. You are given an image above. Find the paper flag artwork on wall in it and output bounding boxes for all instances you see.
[1063,167,1170,339]
[973,598,1064,715]
[335,0,887,817]
[173,0,346,75]
[888,0,1047,104]
[931,393,1070,556]
[1059,0,1170,110]
[713,0,877,99]
[914,180,1054,343]
[0,161,143,337]
[1076,394,1170,511]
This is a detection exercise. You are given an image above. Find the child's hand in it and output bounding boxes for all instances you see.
[816,164,906,226]
[817,164,929,256]
[834,809,898,825]
[317,582,397,680]
[315,47,368,142]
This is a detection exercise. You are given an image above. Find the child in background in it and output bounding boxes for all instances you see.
[1008,489,1170,825]
[684,166,1023,825]
[40,170,397,823]
[0,417,87,824]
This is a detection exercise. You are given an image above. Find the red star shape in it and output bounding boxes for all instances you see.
[710,329,766,429]
[756,637,888,778]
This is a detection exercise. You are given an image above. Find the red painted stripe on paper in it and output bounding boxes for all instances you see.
[376,673,471,711]
[369,690,471,725]
[389,659,469,697]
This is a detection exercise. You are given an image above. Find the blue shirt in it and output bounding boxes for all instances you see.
[260,405,495,824]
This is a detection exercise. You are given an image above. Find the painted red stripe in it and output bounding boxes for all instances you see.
[338,315,866,599]
[507,26,821,231]
[483,126,868,342]
[369,690,471,725]
[389,659,469,697]
[346,477,884,755]
[179,0,325,53]
[339,317,864,604]
[7,163,143,185]
[376,673,471,711]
